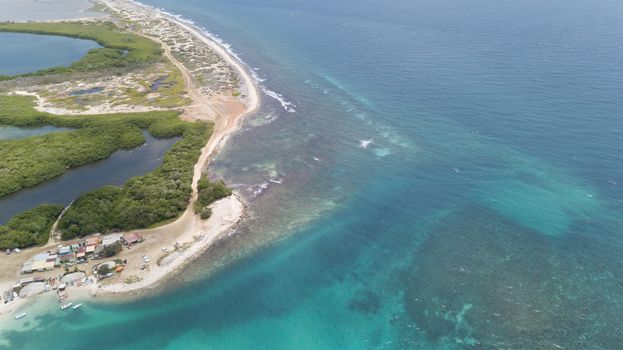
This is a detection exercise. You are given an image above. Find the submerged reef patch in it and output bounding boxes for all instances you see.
[403,206,623,349]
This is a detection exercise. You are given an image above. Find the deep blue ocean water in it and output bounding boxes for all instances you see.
[2,0,623,348]
[0,32,100,75]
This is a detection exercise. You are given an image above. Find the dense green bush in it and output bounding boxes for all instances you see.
[0,204,64,249]
[0,94,212,242]
[0,21,162,81]
[59,186,123,240]
[193,178,233,215]
[0,95,185,197]
[199,208,213,220]
[58,124,212,238]
[0,123,144,196]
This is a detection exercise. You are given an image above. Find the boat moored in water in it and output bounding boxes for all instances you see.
[14,312,26,320]
[60,303,72,310]
[72,303,82,310]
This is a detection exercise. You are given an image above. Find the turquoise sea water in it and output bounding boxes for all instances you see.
[2,0,623,348]
[0,32,100,75]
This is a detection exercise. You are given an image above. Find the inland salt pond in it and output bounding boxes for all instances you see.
[0,126,70,140]
[0,131,179,223]
[0,32,100,76]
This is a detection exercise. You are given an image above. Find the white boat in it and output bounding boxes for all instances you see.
[14,312,26,320]
[60,303,73,310]
[72,303,82,310]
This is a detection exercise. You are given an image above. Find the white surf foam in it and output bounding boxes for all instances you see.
[359,139,373,149]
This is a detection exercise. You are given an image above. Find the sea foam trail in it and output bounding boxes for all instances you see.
[139,2,296,113]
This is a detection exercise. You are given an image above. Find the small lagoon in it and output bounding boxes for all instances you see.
[0,131,179,223]
[0,126,70,141]
[0,32,100,76]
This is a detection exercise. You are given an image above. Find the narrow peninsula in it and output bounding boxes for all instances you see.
[0,0,259,318]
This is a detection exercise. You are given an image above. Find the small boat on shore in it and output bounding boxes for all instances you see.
[60,303,72,310]
[14,312,26,320]
[72,303,82,310]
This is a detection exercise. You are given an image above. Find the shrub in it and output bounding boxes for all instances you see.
[0,204,64,249]
[194,178,232,215]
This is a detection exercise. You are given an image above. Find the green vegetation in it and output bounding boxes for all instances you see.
[0,123,144,196]
[102,242,122,257]
[58,123,212,239]
[0,95,185,196]
[194,178,232,219]
[0,204,64,249]
[0,22,215,247]
[97,264,111,276]
[0,21,162,81]
[0,94,212,242]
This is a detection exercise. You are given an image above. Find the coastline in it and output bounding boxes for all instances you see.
[0,0,260,318]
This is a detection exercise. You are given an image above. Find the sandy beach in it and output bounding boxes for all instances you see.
[0,0,260,317]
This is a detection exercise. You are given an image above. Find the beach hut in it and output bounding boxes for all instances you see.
[123,232,142,245]
[102,234,122,247]
[32,260,54,271]
[33,253,50,262]
[86,237,100,247]
[21,261,34,274]
[76,247,87,259]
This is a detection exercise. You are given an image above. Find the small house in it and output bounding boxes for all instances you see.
[21,261,34,274]
[122,232,142,245]
[33,253,50,262]
[76,247,87,259]
[85,237,100,247]
[102,234,122,247]
[86,245,96,254]
[59,246,71,255]
[32,260,55,271]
